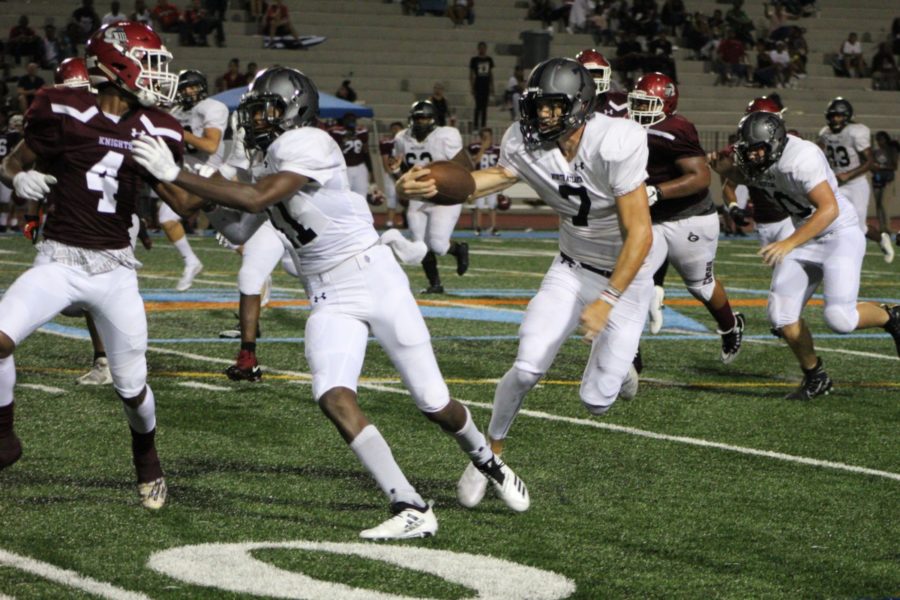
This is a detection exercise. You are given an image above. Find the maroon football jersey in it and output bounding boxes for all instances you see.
[718,143,788,224]
[378,136,394,157]
[328,125,369,167]
[468,142,500,170]
[595,91,629,118]
[26,87,184,250]
[646,114,713,223]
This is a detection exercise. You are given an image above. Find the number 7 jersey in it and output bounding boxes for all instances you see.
[498,115,649,270]
[24,87,184,250]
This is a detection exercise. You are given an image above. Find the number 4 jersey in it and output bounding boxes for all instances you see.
[499,114,649,271]
[25,87,184,250]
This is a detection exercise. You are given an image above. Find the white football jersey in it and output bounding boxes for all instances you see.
[816,122,870,176]
[170,97,229,168]
[498,115,649,270]
[751,135,858,234]
[393,126,462,167]
[259,127,379,276]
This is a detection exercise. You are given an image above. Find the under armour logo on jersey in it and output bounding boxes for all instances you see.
[687,232,699,242]
[131,128,142,138]
[574,161,586,170]
[313,293,327,303]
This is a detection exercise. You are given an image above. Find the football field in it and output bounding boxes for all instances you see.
[0,231,897,599]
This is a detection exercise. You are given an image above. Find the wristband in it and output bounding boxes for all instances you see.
[600,286,622,307]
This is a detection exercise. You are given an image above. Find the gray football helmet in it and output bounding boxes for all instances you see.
[734,111,787,180]
[825,97,853,133]
[519,57,596,146]
[175,69,208,110]
[408,100,437,140]
[237,66,319,151]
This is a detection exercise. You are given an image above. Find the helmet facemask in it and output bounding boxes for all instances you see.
[627,90,666,127]
[734,141,776,180]
[826,111,848,133]
[238,94,288,151]
[127,46,177,106]
[520,93,580,146]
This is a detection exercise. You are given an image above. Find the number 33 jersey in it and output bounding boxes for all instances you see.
[392,126,463,170]
[260,127,379,276]
[816,122,870,176]
[751,135,857,234]
[499,114,649,271]
[25,87,184,250]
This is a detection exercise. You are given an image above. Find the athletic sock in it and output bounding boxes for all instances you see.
[350,425,425,508]
[451,406,493,465]
[131,426,163,483]
[710,300,737,332]
[173,236,199,264]
[653,258,669,287]
[422,251,441,287]
[0,355,15,408]
[121,385,157,434]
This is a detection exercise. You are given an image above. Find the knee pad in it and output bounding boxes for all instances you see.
[238,266,267,296]
[426,236,451,256]
[110,353,148,399]
[509,362,544,391]
[686,279,716,303]
[580,371,622,416]
[823,304,859,334]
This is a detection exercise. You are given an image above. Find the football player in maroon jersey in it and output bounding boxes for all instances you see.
[0,22,197,509]
[575,49,628,117]
[467,127,502,235]
[628,72,746,363]
[328,112,374,200]
[378,120,404,228]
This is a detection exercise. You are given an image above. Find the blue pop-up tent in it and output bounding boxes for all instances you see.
[211,86,374,119]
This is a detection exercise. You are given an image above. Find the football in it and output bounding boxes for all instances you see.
[416,160,476,206]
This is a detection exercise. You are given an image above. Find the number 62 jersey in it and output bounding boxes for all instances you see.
[24,87,184,250]
[498,114,649,271]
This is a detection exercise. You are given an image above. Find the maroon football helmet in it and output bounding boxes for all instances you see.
[745,96,785,116]
[54,57,93,91]
[627,72,678,127]
[85,21,177,106]
[574,49,611,94]
[497,194,511,211]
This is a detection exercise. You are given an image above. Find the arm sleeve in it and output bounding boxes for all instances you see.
[23,89,63,159]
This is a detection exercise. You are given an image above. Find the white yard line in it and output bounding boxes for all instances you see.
[18,384,65,395]
[177,381,232,392]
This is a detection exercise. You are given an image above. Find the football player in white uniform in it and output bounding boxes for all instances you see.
[401,58,659,508]
[816,98,892,260]
[159,69,227,291]
[393,100,470,294]
[712,111,900,400]
[132,67,529,540]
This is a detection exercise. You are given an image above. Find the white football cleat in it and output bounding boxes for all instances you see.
[175,261,203,292]
[75,357,112,385]
[879,232,895,264]
[457,461,489,508]
[359,501,437,540]
[619,364,639,400]
[648,285,665,334]
[476,457,530,512]
[138,477,167,510]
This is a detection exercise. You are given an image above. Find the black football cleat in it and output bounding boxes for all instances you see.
[454,242,469,276]
[0,435,22,470]
[225,350,262,382]
[719,312,745,364]
[786,359,833,401]
[881,304,900,358]
[421,284,445,294]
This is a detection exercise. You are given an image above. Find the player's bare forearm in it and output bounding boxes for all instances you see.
[470,166,517,200]
[784,181,838,247]
[172,169,307,213]
[722,178,738,205]
[610,185,654,293]
[154,182,206,218]
[660,156,711,199]
[0,139,37,187]
[707,151,747,185]
[184,128,222,155]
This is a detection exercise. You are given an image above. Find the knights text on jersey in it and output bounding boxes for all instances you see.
[751,135,857,234]
[25,87,184,250]
[0,130,21,161]
[259,127,378,276]
[468,142,501,170]
[498,115,648,270]
[328,126,369,167]
[169,97,228,167]
[646,114,714,223]
[596,91,629,118]
[816,123,870,176]
[392,126,463,170]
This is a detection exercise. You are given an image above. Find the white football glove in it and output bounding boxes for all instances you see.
[13,170,57,201]
[646,185,660,207]
[132,135,181,182]
[380,229,428,265]
[215,231,239,250]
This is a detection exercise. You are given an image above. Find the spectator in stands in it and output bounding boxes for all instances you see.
[725,0,754,44]
[182,0,214,47]
[763,2,797,42]
[708,9,724,33]
[469,41,494,129]
[102,1,127,26]
[429,83,450,126]
[568,0,594,34]
[699,24,721,61]
[151,0,181,33]
[752,40,778,87]
[768,40,794,86]
[72,0,101,44]
[263,0,300,48]
[8,16,42,67]
[40,24,69,70]
[786,27,807,77]
[683,12,712,59]
[448,0,471,27]
[660,0,686,36]
[336,80,358,103]
[588,1,616,46]
[204,0,227,47]
[218,58,246,92]
[715,28,750,85]
[840,32,866,78]
[131,0,153,24]
[505,64,524,120]
[17,62,44,112]
[893,17,900,56]
[615,30,644,85]
[647,31,678,82]
[245,62,259,82]
[871,42,899,91]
